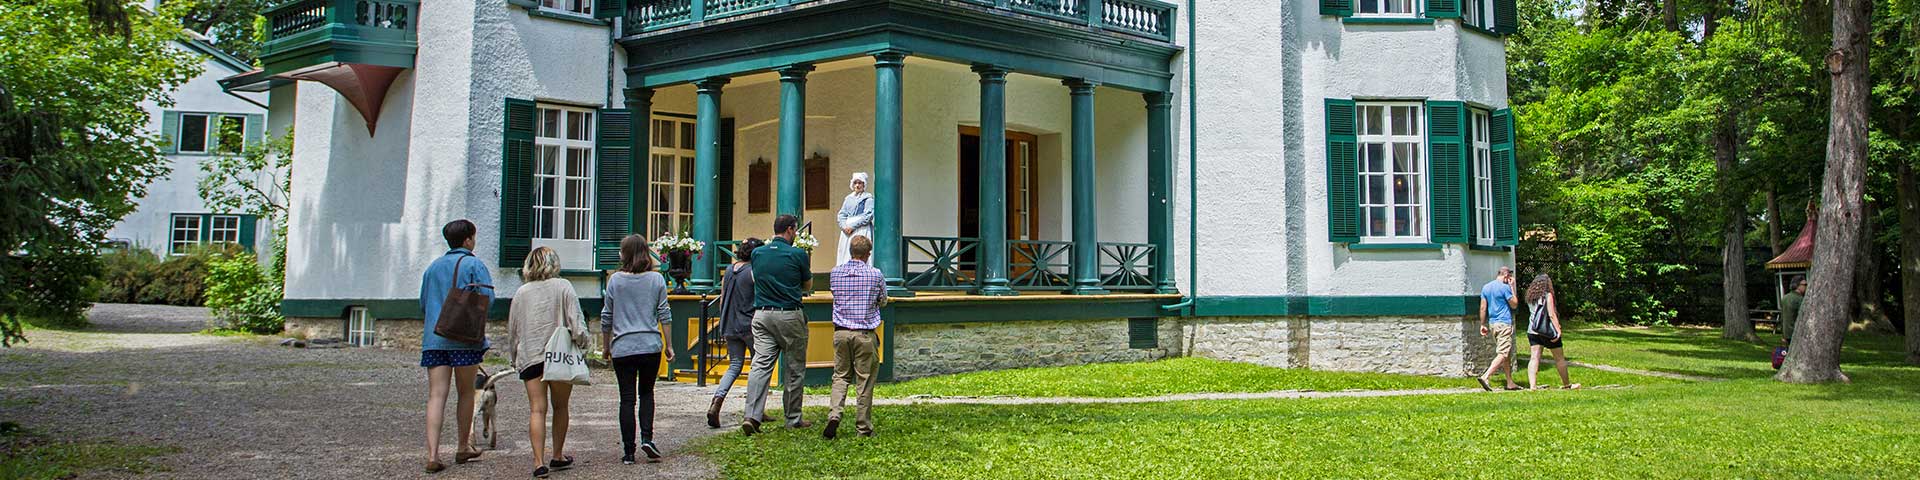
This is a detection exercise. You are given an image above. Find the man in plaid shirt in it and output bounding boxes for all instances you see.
[824,235,886,439]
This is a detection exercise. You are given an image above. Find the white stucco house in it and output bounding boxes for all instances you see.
[108,29,270,256]
[225,0,1522,381]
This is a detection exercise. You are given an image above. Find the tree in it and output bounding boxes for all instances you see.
[0,0,200,346]
[169,0,267,63]
[1872,0,1920,363]
[1779,0,1875,384]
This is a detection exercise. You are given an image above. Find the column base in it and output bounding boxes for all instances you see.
[1069,284,1110,295]
[975,282,1018,296]
[1154,284,1180,295]
[886,279,916,298]
[689,280,718,295]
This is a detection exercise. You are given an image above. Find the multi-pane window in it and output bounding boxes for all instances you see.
[214,116,248,155]
[1356,0,1418,16]
[1356,103,1425,241]
[209,215,242,244]
[170,215,202,255]
[533,106,594,241]
[541,0,592,16]
[650,116,698,237]
[1463,0,1492,28]
[170,112,253,155]
[1470,110,1495,244]
[346,307,377,347]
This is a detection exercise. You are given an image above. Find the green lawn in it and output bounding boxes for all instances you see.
[713,327,1920,478]
[814,356,1677,399]
[0,423,174,479]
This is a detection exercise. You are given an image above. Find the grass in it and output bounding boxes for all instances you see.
[809,356,1676,399]
[196,328,260,338]
[709,327,1920,478]
[0,423,175,479]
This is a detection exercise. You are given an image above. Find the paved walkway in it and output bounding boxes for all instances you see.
[1568,361,1724,382]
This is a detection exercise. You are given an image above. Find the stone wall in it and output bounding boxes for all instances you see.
[889,318,1183,380]
[1179,316,1310,369]
[285,317,604,352]
[1182,315,1489,377]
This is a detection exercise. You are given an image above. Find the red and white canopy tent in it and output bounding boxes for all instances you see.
[1765,214,1817,304]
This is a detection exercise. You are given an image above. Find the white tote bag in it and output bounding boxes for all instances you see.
[542,323,592,385]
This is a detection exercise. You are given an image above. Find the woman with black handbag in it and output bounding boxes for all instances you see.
[707,238,763,428]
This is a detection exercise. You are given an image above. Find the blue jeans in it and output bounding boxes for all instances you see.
[711,337,749,397]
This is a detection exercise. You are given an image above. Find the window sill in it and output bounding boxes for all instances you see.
[1346,242,1444,251]
[518,5,610,27]
[1467,244,1511,252]
[1462,22,1504,37]
[1343,17,1436,25]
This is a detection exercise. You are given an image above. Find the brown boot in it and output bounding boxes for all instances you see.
[706,396,724,429]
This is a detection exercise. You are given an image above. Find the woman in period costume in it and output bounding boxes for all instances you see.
[836,172,874,265]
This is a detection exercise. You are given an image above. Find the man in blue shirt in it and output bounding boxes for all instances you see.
[417,219,494,472]
[1478,266,1520,391]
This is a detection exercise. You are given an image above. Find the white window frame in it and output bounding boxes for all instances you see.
[649,115,698,239]
[532,105,597,268]
[1356,102,1427,243]
[1471,110,1496,245]
[1463,0,1493,29]
[346,307,377,347]
[213,115,248,155]
[1354,0,1421,18]
[177,113,211,154]
[169,214,202,256]
[209,215,242,245]
[540,0,593,17]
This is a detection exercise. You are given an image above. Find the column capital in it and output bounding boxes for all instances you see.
[624,87,655,105]
[1063,78,1100,94]
[694,77,731,92]
[1144,91,1172,108]
[971,64,1012,81]
[871,49,910,67]
[777,64,816,82]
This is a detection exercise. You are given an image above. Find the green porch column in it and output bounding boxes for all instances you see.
[873,50,912,297]
[1065,79,1108,295]
[691,77,729,293]
[626,87,655,235]
[1146,92,1176,294]
[974,64,1015,296]
[776,64,813,217]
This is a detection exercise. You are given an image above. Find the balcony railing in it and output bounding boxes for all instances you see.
[625,0,1175,42]
[263,0,419,52]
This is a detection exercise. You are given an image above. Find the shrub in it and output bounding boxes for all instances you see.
[96,248,160,304]
[1,246,101,331]
[203,251,283,334]
[132,244,237,306]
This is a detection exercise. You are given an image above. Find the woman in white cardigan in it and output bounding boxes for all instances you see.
[504,246,590,478]
[836,172,875,265]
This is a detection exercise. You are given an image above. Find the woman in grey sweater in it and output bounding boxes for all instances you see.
[600,235,673,464]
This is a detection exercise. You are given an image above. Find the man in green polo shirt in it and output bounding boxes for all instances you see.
[740,214,815,435]
[1780,277,1806,345]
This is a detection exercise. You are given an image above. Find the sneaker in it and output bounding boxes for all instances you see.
[532,466,550,479]
[823,417,840,440]
[622,453,636,465]
[742,418,761,436]
[548,455,574,471]
[641,442,662,462]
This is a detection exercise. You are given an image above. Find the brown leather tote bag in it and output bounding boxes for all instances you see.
[432,255,493,344]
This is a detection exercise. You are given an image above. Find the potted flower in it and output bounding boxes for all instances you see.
[655,231,705,294]
[793,231,818,255]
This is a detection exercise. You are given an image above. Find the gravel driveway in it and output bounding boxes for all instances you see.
[0,304,750,479]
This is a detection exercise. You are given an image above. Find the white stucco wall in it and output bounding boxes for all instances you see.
[110,44,268,252]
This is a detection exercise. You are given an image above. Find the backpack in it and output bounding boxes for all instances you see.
[1526,297,1556,338]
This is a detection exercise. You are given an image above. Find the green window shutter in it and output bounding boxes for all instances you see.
[1325,98,1359,243]
[717,118,736,242]
[594,0,625,19]
[595,108,635,271]
[244,114,266,150]
[1493,0,1518,34]
[1426,101,1469,243]
[1321,0,1352,16]
[507,0,538,8]
[1490,108,1518,245]
[160,111,180,154]
[501,98,538,267]
[238,215,258,253]
[1426,0,1460,18]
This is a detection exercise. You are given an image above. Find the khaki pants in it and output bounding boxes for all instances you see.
[742,309,808,426]
[1491,323,1516,359]
[829,329,878,435]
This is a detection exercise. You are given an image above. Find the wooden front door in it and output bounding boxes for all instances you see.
[958,127,1041,272]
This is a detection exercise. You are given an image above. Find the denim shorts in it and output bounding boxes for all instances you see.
[420,349,486,368]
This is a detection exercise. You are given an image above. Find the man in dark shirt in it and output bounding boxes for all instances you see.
[740,214,814,435]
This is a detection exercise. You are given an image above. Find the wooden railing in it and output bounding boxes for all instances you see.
[1096,242,1155,291]
[626,0,1174,42]
[264,0,418,42]
[1008,240,1073,291]
[902,236,979,291]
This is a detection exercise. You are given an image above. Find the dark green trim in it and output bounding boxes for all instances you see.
[1468,244,1512,252]
[1342,17,1436,25]
[1193,295,1479,317]
[283,297,606,321]
[559,269,606,277]
[1346,242,1446,251]
[526,8,613,26]
[1462,21,1503,37]
[507,0,539,7]
[178,37,253,73]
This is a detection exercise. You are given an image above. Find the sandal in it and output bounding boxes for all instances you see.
[1475,377,1492,392]
[1562,383,1582,390]
[549,454,574,471]
[424,461,446,474]
[455,450,482,464]
[532,466,550,478]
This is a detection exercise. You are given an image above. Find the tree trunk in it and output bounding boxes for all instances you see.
[1768,188,1784,257]
[1718,117,1754,341]
[1663,0,1680,33]
[1779,0,1871,384]
[1900,162,1920,364]
[1703,0,1721,41]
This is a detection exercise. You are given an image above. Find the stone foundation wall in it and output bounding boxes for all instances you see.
[1179,316,1311,369]
[285,317,604,352]
[890,318,1184,380]
[1182,315,1489,377]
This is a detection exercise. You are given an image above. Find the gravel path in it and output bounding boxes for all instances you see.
[1568,361,1724,382]
[803,387,1492,406]
[0,304,746,479]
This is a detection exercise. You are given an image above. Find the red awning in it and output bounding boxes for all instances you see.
[1767,215,1816,270]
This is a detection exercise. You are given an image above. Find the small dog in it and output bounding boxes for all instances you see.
[471,367,517,450]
